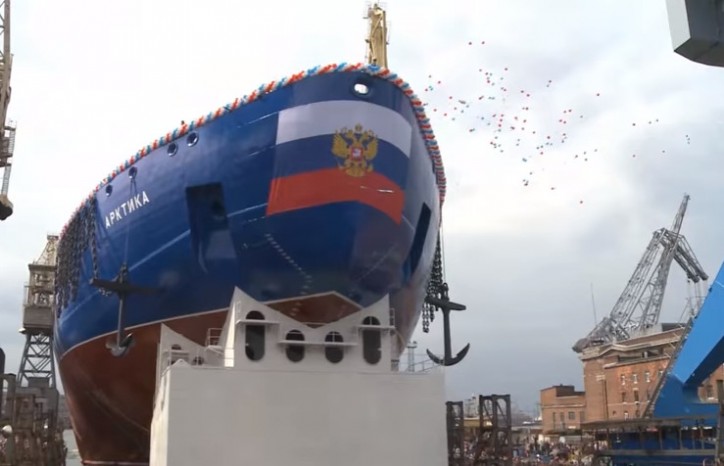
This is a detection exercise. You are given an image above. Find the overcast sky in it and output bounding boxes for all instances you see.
[1,0,724,415]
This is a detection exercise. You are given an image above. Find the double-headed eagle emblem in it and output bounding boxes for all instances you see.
[331,124,378,177]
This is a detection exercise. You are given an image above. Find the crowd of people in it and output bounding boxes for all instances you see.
[451,437,598,466]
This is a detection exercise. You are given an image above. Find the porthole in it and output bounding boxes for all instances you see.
[187,132,199,147]
[105,184,113,196]
[353,82,370,96]
[245,310,266,361]
[324,332,344,364]
[362,316,382,365]
[167,142,178,156]
[285,330,305,363]
[128,166,137,179]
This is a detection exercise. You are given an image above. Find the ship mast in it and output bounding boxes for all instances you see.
[365,3,388,68]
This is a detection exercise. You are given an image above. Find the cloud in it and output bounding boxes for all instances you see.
[1,0,724,415]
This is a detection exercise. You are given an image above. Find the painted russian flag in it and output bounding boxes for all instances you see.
[266,100,412,224]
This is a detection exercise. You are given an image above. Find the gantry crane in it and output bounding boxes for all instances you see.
[0,0,13,221]
[577,5,724,465]
[365,3,389,68]
[572,194,708,353]
[1,235,66,466]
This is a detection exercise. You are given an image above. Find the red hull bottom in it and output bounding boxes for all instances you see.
[60,293,369,464]
[59,310,228,465]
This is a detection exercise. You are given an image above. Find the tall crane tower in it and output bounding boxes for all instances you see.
[572,194,708,353]
[18,235,59,389]
[7,234,66,465]
[0,0,13,221]
[365,2,389,68]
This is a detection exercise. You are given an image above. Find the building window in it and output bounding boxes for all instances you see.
[244,310,266,361]
[324,331,344,364]
[624,411,629,420]
[580,411,585,423]
[621,391,626,403]
[285,330,305,363]
[658,369,664,379]
[634,390,639,402]
[553,412,557,422]
[632,373,638,384]
[362,316,382,365]
[620,374,626,385]
[645,390,650,401]
[706,384,714,399]
[644,371,651,383]
[635,409,640,418]
[568,411,575,420]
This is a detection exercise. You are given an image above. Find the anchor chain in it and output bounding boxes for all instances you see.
[56,205,88,314]
[421,233,470,367]
[85,198,112,297]
[422,235,444,333]
[56,198,109,318]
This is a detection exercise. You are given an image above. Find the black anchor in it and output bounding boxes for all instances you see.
[91,263,161,357]
[425,283,470,367]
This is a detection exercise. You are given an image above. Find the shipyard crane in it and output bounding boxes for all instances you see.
[365,2,389,68]
[0,0,13,221]
[572,194,708,353]
[571,5,724,465]
[0,234,66,466]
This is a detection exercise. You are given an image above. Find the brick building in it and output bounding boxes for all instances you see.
[580,323,684,422]
[540,385,585,434]
[540,323,724,432]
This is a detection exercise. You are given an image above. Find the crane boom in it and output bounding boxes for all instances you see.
[365,3,388,68]
[572,194,707,353]
[0,0,13,221]
[636,195,690,328]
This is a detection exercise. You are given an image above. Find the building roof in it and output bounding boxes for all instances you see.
[579,325,685,361]
[540,384,585,397]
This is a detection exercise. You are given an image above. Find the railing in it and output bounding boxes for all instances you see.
[159,339,439,376]
[156,345,233,382]
[170,307,427,375]
[397,352,440,373]
[205,328,222,347]
[23,285,54,309]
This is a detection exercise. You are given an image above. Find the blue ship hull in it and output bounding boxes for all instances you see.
[54,64,446,464]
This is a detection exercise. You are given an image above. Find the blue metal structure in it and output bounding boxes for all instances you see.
[586,263,724,465]
[583,5,724,464]
[653,264,724,421]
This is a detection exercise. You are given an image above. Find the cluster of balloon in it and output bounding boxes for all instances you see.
[421,39,695,206]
